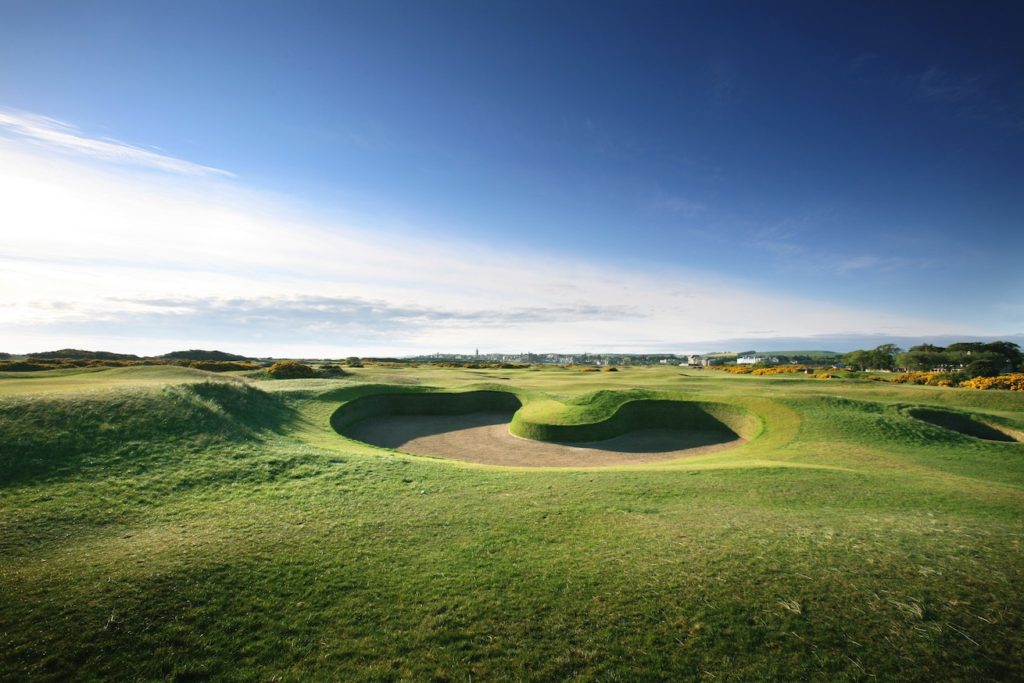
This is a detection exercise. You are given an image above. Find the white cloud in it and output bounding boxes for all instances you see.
[0,108,234,177]
[0,124,965,357]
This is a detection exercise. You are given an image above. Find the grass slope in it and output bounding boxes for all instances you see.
[0,365,1022,681]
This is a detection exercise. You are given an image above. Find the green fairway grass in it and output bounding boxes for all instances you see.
[1,365,1022,680]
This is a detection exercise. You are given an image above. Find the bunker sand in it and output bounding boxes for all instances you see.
[345,411,743,467]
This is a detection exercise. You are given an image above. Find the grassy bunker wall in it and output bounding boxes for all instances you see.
[330,390,522,435]
[509,399,761,444]
[905,407,1021,442]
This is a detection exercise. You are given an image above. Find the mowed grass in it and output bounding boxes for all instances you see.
[1,365,1022,681]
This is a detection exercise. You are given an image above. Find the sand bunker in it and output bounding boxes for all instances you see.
[343,410,743,467]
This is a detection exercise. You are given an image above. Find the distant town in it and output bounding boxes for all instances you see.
[402,350,843,367]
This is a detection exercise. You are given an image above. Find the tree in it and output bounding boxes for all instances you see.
[898,344,948,371]
[945,341,1021,373]
[981,341,1022,371]
[843,344,902,371]
[868,344,901,371]
[843,349,870,371]
[966,359,1002,378]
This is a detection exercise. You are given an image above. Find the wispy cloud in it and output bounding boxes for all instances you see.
[833,254,912,274]
[847,55,1024,133]
[0,113,965,356]
[0,108,234,177]
[911,66,1024,132]
[650,193,707,216]
[113,295,640,331]
[3,295,643,354]
[913,66,982,102]
[744,212,934,276]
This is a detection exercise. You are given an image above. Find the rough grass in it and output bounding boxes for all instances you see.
[1,365,1022,681]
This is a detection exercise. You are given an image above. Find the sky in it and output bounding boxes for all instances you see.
[1,0,1022,357]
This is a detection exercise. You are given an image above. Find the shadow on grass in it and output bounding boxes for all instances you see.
[570,428,738,453]
[906,407,1019,443]
[345,410,517,448]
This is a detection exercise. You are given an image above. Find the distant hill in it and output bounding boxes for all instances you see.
[757,350,843,361]
[29,349,140,360]
[160,349,251,361]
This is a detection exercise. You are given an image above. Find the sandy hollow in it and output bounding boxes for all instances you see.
[344,411,743,467]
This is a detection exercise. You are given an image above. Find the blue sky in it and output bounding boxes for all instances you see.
[1,1,1022,356]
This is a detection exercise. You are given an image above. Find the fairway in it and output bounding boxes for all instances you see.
[2,363,1023,680]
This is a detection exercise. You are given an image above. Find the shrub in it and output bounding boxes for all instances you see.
[188,361,262,372]
[266,360,317,379]
[711,365,754,374]
[751,365,811,376]
[870,371,962,387]
[715,364,810,376]
[960,374,1024,391]
[604,367,619,372]
[0,361,54,372]
[317,364,349,377]
[162,349,250,361]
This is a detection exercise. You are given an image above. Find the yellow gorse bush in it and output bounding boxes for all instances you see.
[712,365,811,375]
[869,371,963,387]
[712,364,1024,391]
[960,374,1024,391]
[751,365,811,375]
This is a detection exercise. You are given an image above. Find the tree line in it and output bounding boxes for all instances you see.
[843,341,1022,377]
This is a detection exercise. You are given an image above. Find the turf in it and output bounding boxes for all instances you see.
[1,365,1022,681]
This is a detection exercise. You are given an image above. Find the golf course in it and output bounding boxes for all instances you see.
[1,363,1022,680]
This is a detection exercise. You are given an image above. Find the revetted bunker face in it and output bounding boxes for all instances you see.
[331,391,759,467]
[906,407,1021,443]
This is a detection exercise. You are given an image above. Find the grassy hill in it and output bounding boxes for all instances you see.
[26,348,141,360]
[160,349,252,361]
[1,364,1022,680]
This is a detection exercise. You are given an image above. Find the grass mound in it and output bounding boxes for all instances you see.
[0,380,290,485]
[331,389,522,435]
[906,407,1021,442]
[512,395,761,444]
